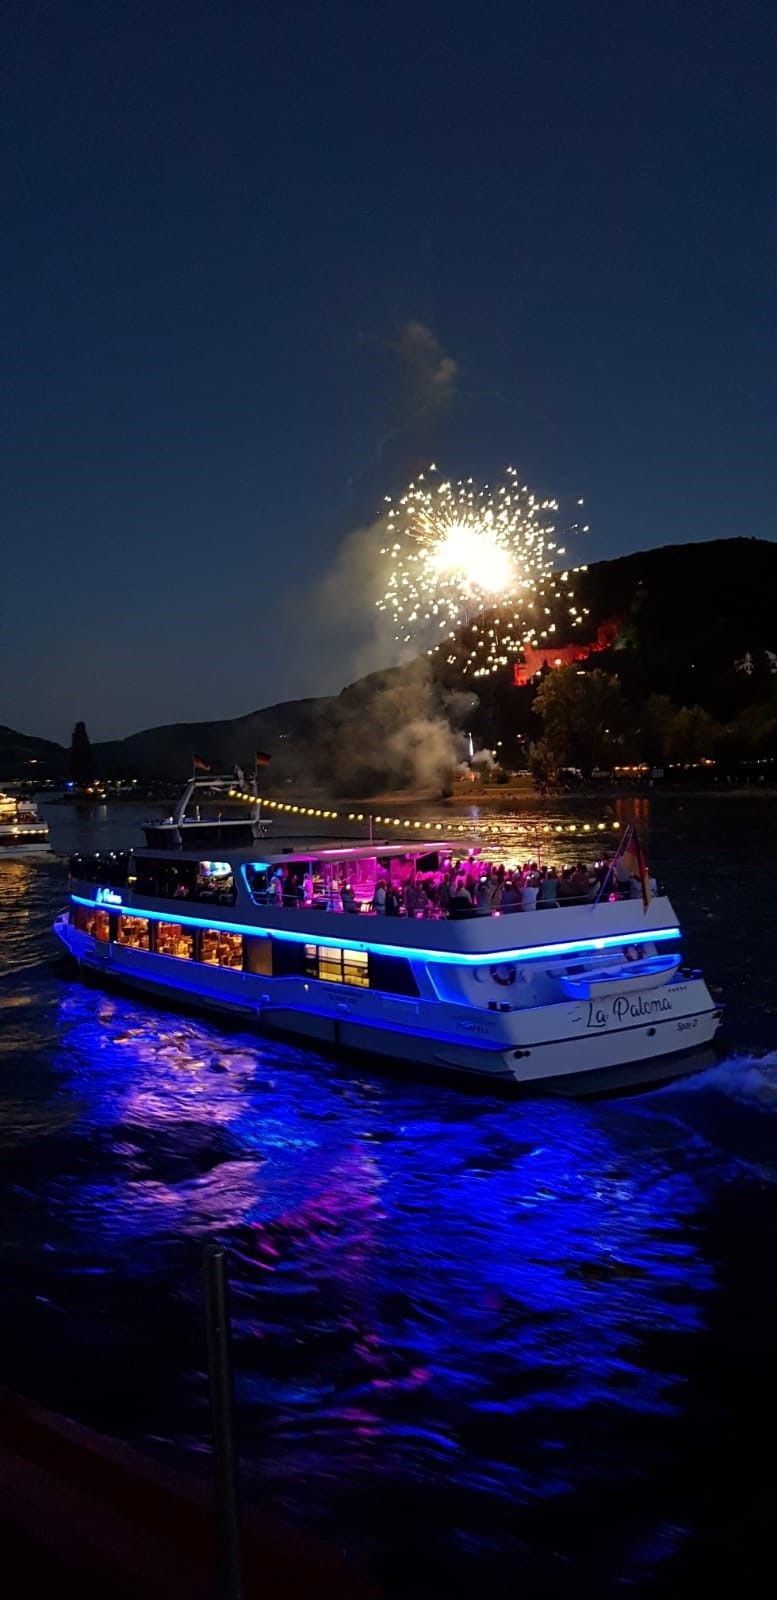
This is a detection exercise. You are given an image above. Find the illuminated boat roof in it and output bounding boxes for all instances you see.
[131,837,481,863]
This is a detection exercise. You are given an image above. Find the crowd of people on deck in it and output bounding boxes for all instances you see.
[259,851,656,919]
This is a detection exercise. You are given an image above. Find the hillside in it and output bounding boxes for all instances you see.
[3,537,776,786]
[0,724,69,782]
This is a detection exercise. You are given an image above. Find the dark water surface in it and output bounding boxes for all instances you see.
[1,795,776,1597]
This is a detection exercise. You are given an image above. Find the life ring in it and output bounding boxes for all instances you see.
[490,964,517,986]
[623,945,642,962]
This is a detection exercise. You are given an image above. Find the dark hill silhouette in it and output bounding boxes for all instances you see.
[0,724,68,782]
[2,538,775,785]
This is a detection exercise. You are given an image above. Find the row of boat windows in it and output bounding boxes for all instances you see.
[132,857,237,904]
[69,855,237,903]
[69,852,132,887]
[69,905,419,996]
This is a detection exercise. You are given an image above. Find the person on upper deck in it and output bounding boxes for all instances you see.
[569,862,594,903]
[449,878,474,919]
[594,852,612,891]
[372,879,386,915]
[537,867,559,908]
[403,875,419,916]
[475,873,494,915]
[521,874,539,912]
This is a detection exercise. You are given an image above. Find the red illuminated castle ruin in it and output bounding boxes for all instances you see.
[513,619,620,686]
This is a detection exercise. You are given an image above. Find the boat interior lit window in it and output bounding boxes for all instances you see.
[200,928,243,969]
[155,922,194,960]
[116,914,150,950]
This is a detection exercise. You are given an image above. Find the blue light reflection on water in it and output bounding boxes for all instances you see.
[0,974,728,1594]
[2,801,777,1595]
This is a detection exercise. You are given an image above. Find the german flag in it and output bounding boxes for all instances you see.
[255,751,271,767]
[633,828,652,912]
[192,755,210,772]
[618,826,652,911]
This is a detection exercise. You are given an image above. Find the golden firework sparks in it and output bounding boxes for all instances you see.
[377,465,588,675]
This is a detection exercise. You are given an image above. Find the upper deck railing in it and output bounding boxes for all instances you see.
[69,849,650,921]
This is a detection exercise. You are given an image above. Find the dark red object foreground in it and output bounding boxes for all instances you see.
[0,1386,379,1599]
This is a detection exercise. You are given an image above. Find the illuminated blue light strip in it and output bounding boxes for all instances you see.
[71,895,680,967]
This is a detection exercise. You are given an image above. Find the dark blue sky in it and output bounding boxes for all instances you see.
[3,0,775,740]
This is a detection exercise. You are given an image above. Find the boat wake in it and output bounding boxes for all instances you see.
[663,1050,777,1109]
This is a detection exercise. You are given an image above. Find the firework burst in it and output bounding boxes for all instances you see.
[377,465,589,676]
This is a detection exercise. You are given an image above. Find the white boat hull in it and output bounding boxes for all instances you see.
[0,843,51,858]
[53,913,722,1091]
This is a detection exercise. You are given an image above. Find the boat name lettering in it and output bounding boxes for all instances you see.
[96,887,122,906]
[586,992,674,1029]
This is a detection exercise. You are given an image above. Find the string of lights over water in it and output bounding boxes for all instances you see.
[1,796,777,1597]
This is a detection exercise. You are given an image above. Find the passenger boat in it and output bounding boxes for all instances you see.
[0,789,50,856]
[53,775,722,1091]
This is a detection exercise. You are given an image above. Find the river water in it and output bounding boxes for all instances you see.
[1,795,775,1597]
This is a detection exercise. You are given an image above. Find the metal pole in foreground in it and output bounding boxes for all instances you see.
[203,1243,244,1600]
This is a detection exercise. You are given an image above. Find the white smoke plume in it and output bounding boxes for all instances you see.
[394,320,459,412]
[349,319,458,485]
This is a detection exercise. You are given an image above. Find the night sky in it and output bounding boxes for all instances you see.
[3,1,775,741]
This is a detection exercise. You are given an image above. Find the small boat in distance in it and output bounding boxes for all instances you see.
[0,790,50,856]
[53,774,722,1092]
[142,772,268,849]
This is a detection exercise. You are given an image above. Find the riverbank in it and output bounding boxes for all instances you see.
[335,781,777,810]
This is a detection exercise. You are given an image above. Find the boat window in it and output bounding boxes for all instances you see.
[272,940,308,978]
[69,851,131,888]
[342,949,369,987]
[367,951,419,997]
[134,858,197,900]
[197,862,236,904]
[74,905,97,936]
[116,915,150,950]
[201,929,243,969]
[318,944,345,983]
[244,864,270,903]
[155,921,194,960]
[245,935,418,994]
[133,857,236,906]
[244,936,273,976]
[95,909,111,943]
[300,944,370,988]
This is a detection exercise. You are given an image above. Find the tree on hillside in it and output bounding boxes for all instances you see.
[662,704,722,764]
[636,695,724,766]
[719,698,777,762]
[70,721,94,786]
[637,694,678,766]
[532,668,627,773]
[528,739,558,794]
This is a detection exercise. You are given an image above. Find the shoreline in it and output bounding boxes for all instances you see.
[32,782,777,813]
[335,783,777,810]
